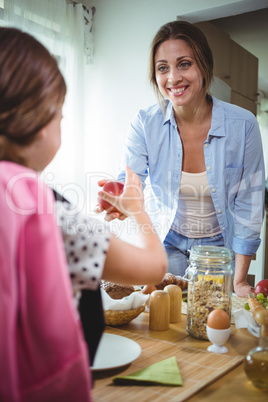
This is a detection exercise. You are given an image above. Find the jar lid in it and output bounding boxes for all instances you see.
[189,245,233,265]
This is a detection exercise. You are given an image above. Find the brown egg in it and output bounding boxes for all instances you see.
[142,284,157,294]
[207,309,230,330]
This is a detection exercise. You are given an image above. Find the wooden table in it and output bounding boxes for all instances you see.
[92,312,268,401]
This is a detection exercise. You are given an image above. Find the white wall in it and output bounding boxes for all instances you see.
[82,0,248,213]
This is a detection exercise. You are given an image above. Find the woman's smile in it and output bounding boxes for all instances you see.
[155,39,204,107]
[168,85,189,95]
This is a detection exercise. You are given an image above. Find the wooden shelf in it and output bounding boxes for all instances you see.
[195,21,258,114]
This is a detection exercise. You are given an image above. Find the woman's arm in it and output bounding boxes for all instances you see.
[231,116,265,255]
[231,116,265,297]
[95,111,150,222]
[99,166,167,285]
[233,253,254,297]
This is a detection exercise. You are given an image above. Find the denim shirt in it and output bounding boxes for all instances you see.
[118,97,265,255]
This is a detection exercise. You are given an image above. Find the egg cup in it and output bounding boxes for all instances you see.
[206,326,231,354]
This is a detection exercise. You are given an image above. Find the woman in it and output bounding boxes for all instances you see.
[97,21,265,298]
[0,27,166,402]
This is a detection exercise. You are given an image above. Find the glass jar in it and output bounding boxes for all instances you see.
[244,314,268,389]
[186,245,233,340]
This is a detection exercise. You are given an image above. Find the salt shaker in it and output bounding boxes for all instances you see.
[149,290,170,330]
[164,285,182,323]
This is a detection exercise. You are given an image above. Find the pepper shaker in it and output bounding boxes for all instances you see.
[164,284,182,323]
[149,290,170,330]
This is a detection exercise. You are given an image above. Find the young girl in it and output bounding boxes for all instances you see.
[0,27,167,402]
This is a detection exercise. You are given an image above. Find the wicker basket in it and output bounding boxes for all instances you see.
[104,305,145,326]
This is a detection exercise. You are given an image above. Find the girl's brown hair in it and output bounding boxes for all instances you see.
[0,27,66,162]
[149,21,214,104]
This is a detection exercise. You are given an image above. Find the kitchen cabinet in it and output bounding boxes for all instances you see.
[194,22,231,86]
[230,91,257,115]
[194,21,258,114]
[229,39,258,102]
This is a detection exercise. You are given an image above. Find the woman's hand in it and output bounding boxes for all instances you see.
[233,253,254,298]
[233,280,254,298]
[97,166,144,219]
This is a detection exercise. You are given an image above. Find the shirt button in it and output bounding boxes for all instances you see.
[218,209,222,213]
[222,226,225,231]
[212,188,216,193]
[204,144,208,148]
[207,166,211,170]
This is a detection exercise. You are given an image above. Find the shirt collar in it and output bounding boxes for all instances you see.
[208,96,226,138]
[163,101,176,126]
[163,97,226,137]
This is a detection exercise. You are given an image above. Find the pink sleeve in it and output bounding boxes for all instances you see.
[0,179,92,402]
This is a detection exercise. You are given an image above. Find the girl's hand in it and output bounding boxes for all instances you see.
[94,179,126,221]
[94,179,107,213]
[97,166,144,218]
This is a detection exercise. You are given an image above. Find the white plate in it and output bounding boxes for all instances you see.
[91,333,141,371]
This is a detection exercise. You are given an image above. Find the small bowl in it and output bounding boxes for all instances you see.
[206,326,231,353]
[104,305,145,326]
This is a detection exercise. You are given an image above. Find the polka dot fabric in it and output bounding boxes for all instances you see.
[55,201,110,292]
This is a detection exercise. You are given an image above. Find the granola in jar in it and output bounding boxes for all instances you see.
[187,278,231,340]
[186,245,233,340]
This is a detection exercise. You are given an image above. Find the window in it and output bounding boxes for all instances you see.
[1,0,91,208]
[0,0,4,25]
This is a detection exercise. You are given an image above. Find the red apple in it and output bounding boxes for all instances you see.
[254,279,268,298]
[97,181,124,212]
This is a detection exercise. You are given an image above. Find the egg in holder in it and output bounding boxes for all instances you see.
[186,245,233,340]
[206,309,231,353]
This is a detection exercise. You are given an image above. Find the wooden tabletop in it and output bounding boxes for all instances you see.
[92,312,268,401]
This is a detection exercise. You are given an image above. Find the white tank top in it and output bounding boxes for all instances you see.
[171,171,221,238]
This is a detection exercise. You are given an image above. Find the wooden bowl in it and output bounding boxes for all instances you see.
[104,305,145,326]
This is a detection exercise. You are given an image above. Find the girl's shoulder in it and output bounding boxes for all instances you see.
[0,161,53,214]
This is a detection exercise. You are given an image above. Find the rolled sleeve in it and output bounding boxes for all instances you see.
[118,111,149,188]
[232,235,261,255]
